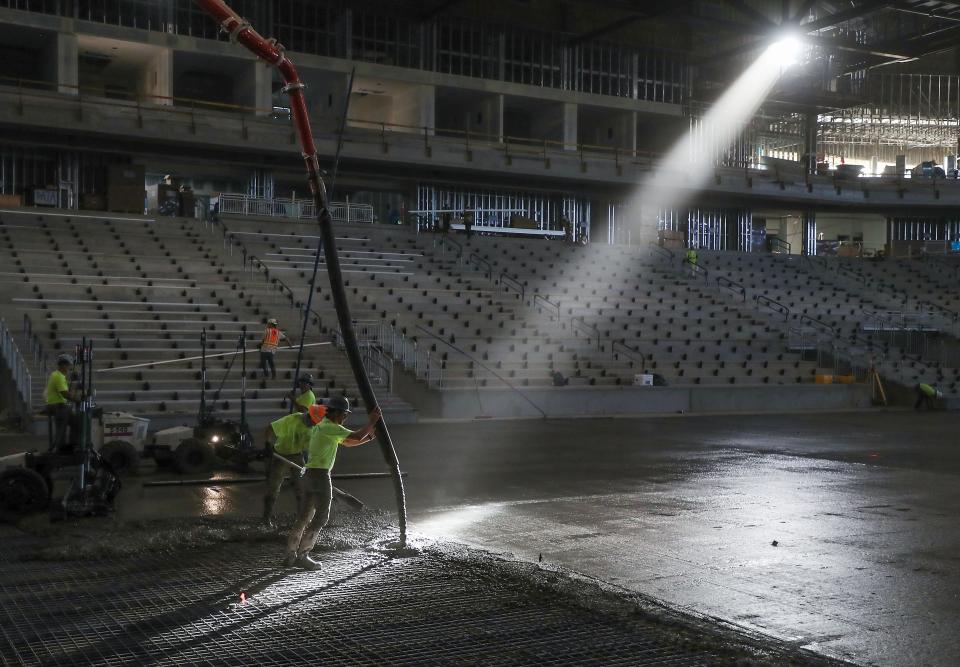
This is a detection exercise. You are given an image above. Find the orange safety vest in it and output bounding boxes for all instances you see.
[262,326,281,351]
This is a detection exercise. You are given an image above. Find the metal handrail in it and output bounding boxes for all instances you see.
[218,193,374,223]
[798,314,835,336]
[770,237,792,254]
[716,275,746,301]
[468,252,493,280]
[755,294,790,320]
[0,318,32,413]
[649,243,675,263]
[688,261,709,283]
[361,346,393,393]
[499,272,525,300]
[571,316,603,350]
[532,293,561,322]
[415,325,547,417]
[611,339,646,369]
[434,234,464,260]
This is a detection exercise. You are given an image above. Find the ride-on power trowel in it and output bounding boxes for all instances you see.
[149,327,263,474]
[0,339,121,519]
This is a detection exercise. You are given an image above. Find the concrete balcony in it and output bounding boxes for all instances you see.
[1,83,960,214]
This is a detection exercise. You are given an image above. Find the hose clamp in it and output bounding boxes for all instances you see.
[221,17,251,42]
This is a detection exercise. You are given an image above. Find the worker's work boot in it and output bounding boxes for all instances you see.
[282,551,298,568]
[262,498,275,527]
[295,552,323,571]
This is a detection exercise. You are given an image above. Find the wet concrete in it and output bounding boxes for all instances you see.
[344,410,960,667]
[3,409,958,665]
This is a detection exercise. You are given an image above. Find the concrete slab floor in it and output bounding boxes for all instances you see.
[2,409,957,665]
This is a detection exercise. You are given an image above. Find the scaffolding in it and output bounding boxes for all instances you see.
[415,184,590,234]
[819,73,960,166]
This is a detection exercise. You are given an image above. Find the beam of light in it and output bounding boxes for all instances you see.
[416,505,501,540]
[624,35,803,238]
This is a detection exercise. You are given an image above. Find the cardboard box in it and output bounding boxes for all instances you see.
[80,193,106,211]
[107,164,145,188]
[510,215,539,230]
[108,186,145,214]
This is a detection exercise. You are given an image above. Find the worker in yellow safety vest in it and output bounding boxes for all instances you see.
[45,354,75,450]
[261,403,326,526]
[914,382,943,411]
[259,318,292,381]
[291,374,317,412]
[684,248,698,276]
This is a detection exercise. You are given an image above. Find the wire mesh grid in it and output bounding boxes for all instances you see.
[0,529,724,666]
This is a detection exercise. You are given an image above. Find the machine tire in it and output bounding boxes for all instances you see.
[0,468,50,515]
[99,440,139,476]
[174,438,215,474]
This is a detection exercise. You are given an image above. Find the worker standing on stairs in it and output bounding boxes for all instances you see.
[259,318,292,381]
[684,247,699,277]
[284,398,381,570]
[291,374,316,412]
[44,355,75,451]
[914,382,943,411]
[261,403,325,527]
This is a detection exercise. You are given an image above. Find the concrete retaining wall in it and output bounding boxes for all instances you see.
[404,383,873,419]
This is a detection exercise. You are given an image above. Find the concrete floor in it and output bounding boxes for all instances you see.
[4,409,958,666]
[344,410,960,667]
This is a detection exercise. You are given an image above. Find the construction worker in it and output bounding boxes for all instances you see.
[45,355,74,450]
[684,247,698,276]
[284,397,381,570]
[262,403,326,526]
[259,318,292,381]
[290,374,316,412]
[914,382,942,411]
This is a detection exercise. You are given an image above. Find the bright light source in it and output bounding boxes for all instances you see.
[210,435,220,443]
[621,30,804,239]
[768,33,803,68]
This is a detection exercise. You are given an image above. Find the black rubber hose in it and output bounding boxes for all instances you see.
[316,204,408,544]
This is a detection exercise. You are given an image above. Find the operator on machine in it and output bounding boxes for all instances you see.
[44,355,75,451]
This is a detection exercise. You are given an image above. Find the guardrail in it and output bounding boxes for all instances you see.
[571,316,603,351]
[498,272,526,300]
[532,293,561,322]
[755,294,790,320]
[345,319,444,388]
[433,235,464,261]
[218,193,374,224]
[687,261,709,283]
[716,275,746,301]
[22,313,48,377]
[769,237,792,254]
[798,314,835,336]
[649,243,676,264]
[1,318,32,413]
[468,253,493,280]
[611,339,646,369]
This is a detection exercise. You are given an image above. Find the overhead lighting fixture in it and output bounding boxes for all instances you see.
[768,32,803,68]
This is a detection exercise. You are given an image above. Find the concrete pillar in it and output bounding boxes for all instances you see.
[802,211,817,256]
[804,112,817,175]
[562,102,577,151]
[56,33,78,95]
[252,62,273,116]
[146,48,173,105]
[419,84,435,135]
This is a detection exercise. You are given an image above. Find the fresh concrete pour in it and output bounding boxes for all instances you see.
[2,410,957,665]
